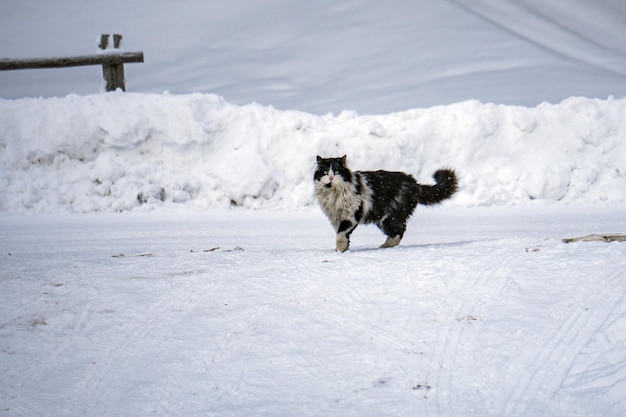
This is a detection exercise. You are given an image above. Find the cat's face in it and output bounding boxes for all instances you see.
[314,155,351,187]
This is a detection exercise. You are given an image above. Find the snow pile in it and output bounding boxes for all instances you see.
[1,93,625,213]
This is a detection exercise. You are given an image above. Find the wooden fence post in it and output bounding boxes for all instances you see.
[99,33,126,91]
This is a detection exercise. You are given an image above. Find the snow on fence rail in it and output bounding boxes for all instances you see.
[0,34,143,92]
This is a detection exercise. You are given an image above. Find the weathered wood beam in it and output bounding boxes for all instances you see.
[0,52,144,71]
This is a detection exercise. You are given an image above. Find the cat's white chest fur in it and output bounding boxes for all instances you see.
[315,178,361,231]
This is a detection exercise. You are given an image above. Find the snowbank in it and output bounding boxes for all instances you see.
[1,93,625,213]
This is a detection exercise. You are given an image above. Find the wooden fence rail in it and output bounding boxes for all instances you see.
[0,34,144,91]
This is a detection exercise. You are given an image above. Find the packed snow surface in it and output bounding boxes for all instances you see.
[1,206,626,416]
[2,0,626,113]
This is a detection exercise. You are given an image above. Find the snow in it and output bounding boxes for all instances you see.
[1,1,626,416]
[2,206,626,416]
[1,0,626,114]
[1,94,625,213]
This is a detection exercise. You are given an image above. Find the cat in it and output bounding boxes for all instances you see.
[314,155,458,252]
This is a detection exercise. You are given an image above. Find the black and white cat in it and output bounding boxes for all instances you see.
[314,155,458,252]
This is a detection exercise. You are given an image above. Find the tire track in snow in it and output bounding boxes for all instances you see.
[424,240,515,417]
[314,300,423,355]
[0,283,99,417]
[290,250,430,392]
[288,256,418,355]
[500,267,625,416]
[294,243,514,415]
[65,271,203,414]
[5,279,196,416]
[10,253,212,417]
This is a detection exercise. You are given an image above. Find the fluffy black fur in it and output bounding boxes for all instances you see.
[314,155,458,252]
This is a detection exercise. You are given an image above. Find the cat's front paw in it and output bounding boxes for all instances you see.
[336,235,350,252]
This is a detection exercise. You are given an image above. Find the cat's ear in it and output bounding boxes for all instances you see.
[340,155,347,164]
[316,155,323,164]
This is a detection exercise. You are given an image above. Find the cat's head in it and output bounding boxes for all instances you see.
[314,155,352,187]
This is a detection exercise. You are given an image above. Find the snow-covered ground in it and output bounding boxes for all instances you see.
[2,0,626,114]
[1,206,625,416]
[2,1,626,416]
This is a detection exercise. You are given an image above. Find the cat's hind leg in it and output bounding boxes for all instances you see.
[378,217,407,248]
[381,235,402,248]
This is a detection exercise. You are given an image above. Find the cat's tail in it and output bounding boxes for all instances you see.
[418,168,458,205]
